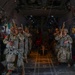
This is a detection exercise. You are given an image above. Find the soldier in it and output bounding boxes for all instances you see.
[16,27,25,75]
[54,28,60,54]
[3,27,18,75]
[4,41,18,75]
[55,28,73,67]
[23,27,32,63]
[17,27,25,66]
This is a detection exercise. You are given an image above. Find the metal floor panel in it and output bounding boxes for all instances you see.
[1,51,75,75]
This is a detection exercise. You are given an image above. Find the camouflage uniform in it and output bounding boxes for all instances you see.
[13,35,19,49]
[55,34,73,62]
[3,33,18,71]
[3,33,14,44]
[17,33,24,67]
[23,32,31,59]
